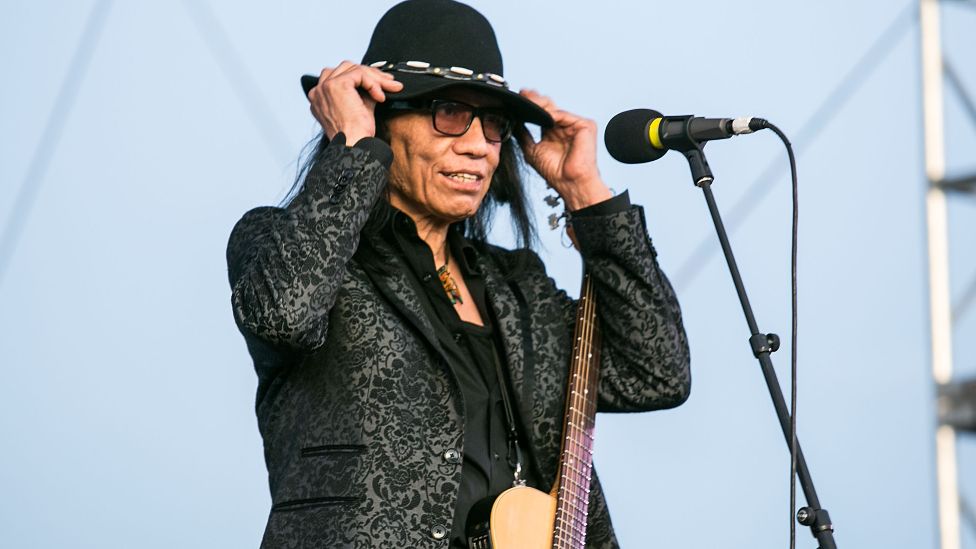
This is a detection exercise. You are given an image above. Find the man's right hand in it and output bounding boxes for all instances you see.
[307,62,404,145]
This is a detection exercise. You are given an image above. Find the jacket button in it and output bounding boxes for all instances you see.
[431,525,447,540]
[422,273,433,282]
[442,448,461,464]
[453,332,462,342]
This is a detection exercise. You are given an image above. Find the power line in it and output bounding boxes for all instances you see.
[181,0,293,167]
[943,58,976,132]
[943,55,976,322]
[939,56,976,324]
[953,274,976,325]
[0,0,113,289]
[960,495,976,538]
[672,2,916,292]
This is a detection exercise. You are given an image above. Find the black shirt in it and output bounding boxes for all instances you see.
[367,193,631,548]
[374,204,529,548]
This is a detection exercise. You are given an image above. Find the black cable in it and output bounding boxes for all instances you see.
[672,1,914,293]
[0,0,113,289]
[762,121,799,549]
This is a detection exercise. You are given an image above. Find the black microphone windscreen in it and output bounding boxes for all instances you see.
[604,109,667,164]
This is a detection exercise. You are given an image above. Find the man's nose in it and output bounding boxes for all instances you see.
[452,115,491,155]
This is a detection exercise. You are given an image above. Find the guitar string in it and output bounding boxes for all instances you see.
[559,273,600,549]
[556,277,584,549]
[575,273,597,547]
[585,279,599,534]
[562,284,585,549]
[570,275,593,548]
[567,274,589,548]
[556,274,588,548]
[579,275,599,546]
[570,277,592,545]
[575,273,598,545]
[557,273,598,548]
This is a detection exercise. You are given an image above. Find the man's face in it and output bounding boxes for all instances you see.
[385,88,505,227]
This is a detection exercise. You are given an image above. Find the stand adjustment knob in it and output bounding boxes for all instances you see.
[749,333,781,357]
[797,507,835,536]
[796,507,814,525]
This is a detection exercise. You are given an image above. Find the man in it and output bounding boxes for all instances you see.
[227,1,691,547]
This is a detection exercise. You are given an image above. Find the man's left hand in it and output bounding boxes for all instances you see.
[516,89,613,211]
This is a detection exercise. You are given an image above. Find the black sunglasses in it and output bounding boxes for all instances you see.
[383,99,514,143]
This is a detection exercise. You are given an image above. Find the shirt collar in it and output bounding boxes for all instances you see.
[378,199,483,277]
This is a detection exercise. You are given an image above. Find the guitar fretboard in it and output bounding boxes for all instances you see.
[552,272,600,549]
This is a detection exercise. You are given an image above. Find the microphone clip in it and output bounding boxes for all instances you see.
[683,147,714,187]
[663,116,715,187]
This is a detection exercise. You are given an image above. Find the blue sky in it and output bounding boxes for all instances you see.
[2,1,975,547]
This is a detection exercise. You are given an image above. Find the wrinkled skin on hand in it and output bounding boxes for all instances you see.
[307,61,403,145]
[516,89,612,211]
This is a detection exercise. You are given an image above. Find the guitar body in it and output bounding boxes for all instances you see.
[490,486,557,548]
[466,486,556,549]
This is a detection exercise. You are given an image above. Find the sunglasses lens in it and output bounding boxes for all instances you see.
[432,101,512,143]
[433,102,473,136]
[480,111,512,143]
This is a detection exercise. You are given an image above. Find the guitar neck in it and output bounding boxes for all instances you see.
[552,272,601,549]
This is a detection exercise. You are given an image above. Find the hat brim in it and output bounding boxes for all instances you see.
[301,73,554,128]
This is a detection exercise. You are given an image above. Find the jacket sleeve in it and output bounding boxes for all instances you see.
[226,135,391,352]
[569,203,691,412]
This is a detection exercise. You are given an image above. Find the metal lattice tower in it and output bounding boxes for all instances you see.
[922,1,976,548]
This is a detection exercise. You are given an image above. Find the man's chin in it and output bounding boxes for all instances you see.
[438,202,483,223]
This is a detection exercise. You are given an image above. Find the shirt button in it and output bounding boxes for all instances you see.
[453,332,462,342]
[431,525,447,540]
[442,448,461,464]
[422,273,433,282]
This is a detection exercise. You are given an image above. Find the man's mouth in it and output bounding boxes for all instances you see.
[443,172,480,183]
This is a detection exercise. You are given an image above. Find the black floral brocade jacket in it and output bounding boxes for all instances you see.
[226,137,691,549]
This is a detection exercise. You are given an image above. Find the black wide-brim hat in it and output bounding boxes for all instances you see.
[301,0,554,128]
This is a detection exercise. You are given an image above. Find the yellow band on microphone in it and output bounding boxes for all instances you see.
[648,118,664,149]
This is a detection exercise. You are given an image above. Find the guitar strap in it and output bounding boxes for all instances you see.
[490,342,527,488]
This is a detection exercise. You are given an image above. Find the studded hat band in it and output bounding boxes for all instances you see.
[368,60,508,89]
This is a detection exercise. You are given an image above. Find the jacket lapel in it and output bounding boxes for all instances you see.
[358,234,452,365]
[360,232,542,475]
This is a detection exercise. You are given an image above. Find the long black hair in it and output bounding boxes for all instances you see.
[282,117,537,252]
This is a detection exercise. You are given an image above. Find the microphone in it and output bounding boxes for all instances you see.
[604,109,767,164]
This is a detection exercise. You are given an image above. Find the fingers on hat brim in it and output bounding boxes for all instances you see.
[297,73,553,128]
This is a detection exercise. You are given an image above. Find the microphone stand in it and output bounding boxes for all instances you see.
[671,117,836,549]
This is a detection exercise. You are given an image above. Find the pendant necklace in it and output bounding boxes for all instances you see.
[437,247,463,305]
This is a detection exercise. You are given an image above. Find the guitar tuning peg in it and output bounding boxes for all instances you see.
[548,212,565,231]
[544,194,561,208]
